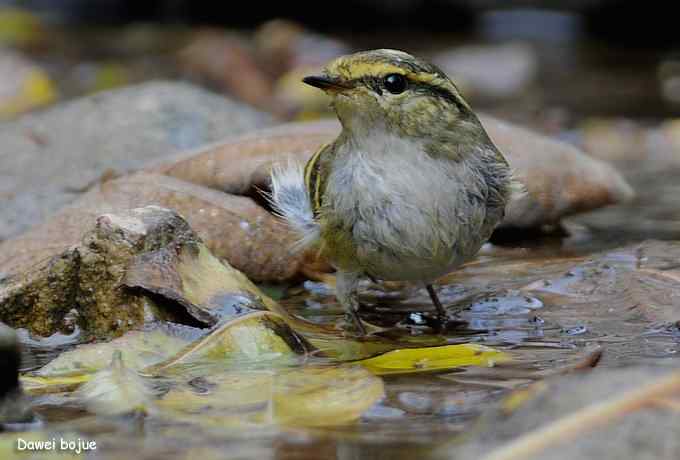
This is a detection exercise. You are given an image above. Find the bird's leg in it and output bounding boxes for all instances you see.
[336,270,367,335]
[426,284,447,328]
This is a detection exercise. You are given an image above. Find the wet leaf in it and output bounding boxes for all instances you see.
[125,242,273,325]
[158,365,384,428]
[21,326,193,394]
[146,311,312,376]
[359,344,510,376]
[273,365,384,426]
[75,351,157,415]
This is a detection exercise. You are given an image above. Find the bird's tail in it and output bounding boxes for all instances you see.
[268,161,321,251]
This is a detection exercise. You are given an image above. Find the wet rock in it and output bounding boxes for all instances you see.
[0,81,272,240]
[432,42,538,102]
[0,206,175,337]
[0,48,56,120]
[0,205,280,338]
[151,117,634,231]
[443,366,680,460]
[0,173,302,283]
[518,240,680,325]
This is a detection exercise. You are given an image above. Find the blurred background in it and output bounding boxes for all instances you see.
[2,0,680,121]
[2,0,680,239]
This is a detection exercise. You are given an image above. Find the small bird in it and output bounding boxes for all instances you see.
[271,49,514,335]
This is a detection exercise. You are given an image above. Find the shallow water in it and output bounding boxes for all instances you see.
[14,224,679,459]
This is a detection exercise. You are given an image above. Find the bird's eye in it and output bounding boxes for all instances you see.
[383,74,407,94]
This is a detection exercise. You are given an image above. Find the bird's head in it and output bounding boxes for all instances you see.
[303,49,477,139]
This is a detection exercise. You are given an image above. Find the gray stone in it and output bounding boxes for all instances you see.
[0,81,272,240]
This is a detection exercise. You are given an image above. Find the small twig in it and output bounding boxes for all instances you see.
[479,370,680,460]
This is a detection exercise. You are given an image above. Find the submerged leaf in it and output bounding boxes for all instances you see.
[359,344,510,376]
[75,351,157,416]
[273,365,384,427]
[21,326,193,395]
[158,365,384,428]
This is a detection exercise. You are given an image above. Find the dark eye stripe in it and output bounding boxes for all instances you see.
[347,74,465,110]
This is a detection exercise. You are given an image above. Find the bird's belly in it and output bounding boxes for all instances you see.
[323,139,498,282]
[354,206,483,282]
[343,179,488,282]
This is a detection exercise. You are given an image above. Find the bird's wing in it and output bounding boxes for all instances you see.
[304,142,334,218]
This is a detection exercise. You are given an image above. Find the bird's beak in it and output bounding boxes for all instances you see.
[303,75,351,92]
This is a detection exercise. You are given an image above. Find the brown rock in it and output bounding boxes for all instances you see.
[0,173,302,283]
[151,116,634,230]
[0,207,190,337]
[479,115,634,228]
[150,121,337,195]
[0,205,302,338]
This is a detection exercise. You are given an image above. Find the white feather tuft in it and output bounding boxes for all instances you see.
[269,161,321,251]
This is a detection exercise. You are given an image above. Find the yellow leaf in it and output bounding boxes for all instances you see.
[359,344,511,376]
[146,311,310,376]
[21,373,92,395]
[273,365,384,426]
[158,365,384,428]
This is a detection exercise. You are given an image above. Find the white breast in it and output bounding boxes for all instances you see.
[325,131,491,282]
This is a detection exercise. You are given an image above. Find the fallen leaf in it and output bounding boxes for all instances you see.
[359,344,510,376]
